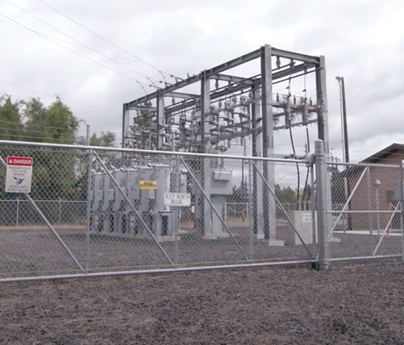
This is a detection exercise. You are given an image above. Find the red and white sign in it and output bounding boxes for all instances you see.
[5,156,33,193]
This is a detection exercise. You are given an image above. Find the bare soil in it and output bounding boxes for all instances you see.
[0,263,403,345]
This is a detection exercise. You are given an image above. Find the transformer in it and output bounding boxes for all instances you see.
[88,164,187,241]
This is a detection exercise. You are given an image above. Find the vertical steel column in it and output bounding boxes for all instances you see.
[200,71,213,239]
[251,85,264,239]
[156,91,165,150]
[260,44,276,240]
[315,56,332,239]
[315,140,329,269]
[85,124,92,272]
[121,104,129,148]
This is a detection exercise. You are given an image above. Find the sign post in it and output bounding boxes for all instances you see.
[5,156,33,193]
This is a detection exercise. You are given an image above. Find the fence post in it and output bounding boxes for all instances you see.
[315,140,329,269]
[16,197,19,227]
[401,160,404,263]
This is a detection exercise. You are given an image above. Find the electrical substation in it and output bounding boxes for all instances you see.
[89,44,331,242]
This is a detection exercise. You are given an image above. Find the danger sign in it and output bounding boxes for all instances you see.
[5,156,33,193]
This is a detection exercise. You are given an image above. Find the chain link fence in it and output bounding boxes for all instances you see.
[0,141,319,280]
[0,140,403,281]
[326,161,404,265]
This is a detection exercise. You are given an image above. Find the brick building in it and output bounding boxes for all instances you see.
[342,143,404,231]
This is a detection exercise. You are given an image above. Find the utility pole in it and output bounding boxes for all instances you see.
[336,76,349,163]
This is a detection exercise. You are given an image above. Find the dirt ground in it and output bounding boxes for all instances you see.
[0,263,403,345]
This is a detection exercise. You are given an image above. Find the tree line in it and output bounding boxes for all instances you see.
[0,94,116,202]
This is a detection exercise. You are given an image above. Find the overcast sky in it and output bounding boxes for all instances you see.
[0,0,403,163]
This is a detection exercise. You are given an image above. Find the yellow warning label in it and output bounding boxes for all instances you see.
[139,180,157,190]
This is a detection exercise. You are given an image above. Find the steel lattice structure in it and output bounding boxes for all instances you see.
[122,44,330,241]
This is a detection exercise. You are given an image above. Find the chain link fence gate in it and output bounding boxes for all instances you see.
[325,160,404,265]
[0,140,319,281]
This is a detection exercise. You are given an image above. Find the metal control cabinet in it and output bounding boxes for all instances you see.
[88,164,175,240]
[205,169,233,239]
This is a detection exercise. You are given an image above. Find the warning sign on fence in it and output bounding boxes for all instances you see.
[139,180,157,190]
[5,156,33,193]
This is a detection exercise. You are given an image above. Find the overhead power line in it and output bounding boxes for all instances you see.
[0,17,151,63]
[0,12,153,89]
[0,78,118,113]
[37,0,181,81]
[6,0,162,86]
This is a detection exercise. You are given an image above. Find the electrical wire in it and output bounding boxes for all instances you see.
[302,127,311,204]
[0,17,151,63]
[301,73,311,205]
[6,0,162,87]
[286,77,301,208]
[288,125,300,206]
[0,79,117,113]
[0,12,150,88]
[36,0,180,80]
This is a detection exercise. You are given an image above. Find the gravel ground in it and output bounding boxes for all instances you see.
[0,263,403,345]
[0,227,402,278]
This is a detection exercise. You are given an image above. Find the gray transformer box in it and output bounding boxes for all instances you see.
[92,172,104,212]
[112,170,127,211]
[102,172,114,212]
[139,166,155,210]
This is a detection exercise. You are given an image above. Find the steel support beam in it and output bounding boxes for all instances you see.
[122,104,129,148]
[251,85,264,239]
[124,75,201,108]
[315,56,332,237]
[200,72,213,239]
[210,73,259,83]
[271,47,319,64]
[124,45,319,109]
[166,92,200,100]
[164,63,313,115]
[261,44,276,241]
[156,91,165,149]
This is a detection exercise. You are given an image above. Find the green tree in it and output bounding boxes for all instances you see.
[275,184,297,204]
[23,97,79,144]
[0,95,23,141]
[0,96,82,200]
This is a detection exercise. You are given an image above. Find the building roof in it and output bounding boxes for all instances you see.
[340,143,404,177]
[360,143,404,163]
